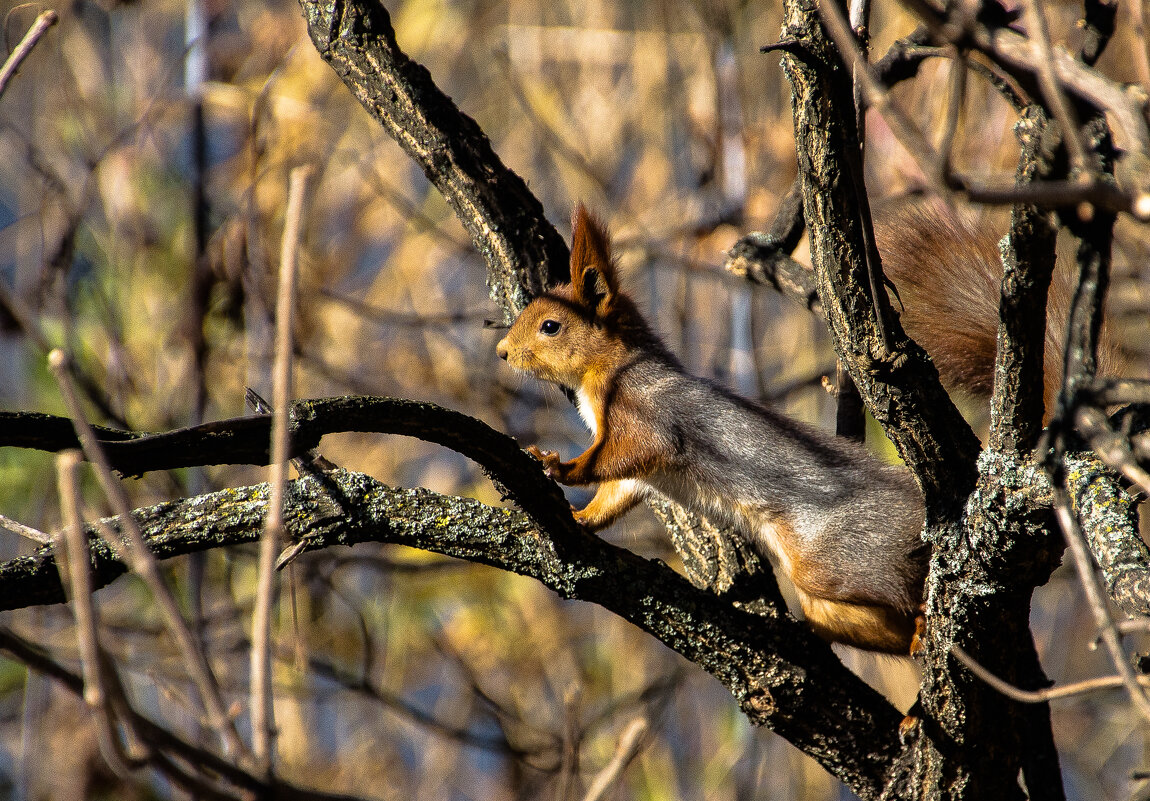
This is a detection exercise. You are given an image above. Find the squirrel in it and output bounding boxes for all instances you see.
[495,203,1115,654]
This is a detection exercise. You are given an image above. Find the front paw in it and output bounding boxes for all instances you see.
[526,445,563,479]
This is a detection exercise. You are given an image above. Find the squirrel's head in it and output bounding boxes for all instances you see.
[497,205,646,390]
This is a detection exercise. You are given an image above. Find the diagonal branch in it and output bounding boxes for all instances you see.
[296,0,569,320]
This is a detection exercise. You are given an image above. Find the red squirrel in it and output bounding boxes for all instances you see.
[495,203,1111,654]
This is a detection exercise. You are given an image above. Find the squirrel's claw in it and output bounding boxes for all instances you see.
[526,445,563,479]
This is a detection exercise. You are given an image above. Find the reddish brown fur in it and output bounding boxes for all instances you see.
[875,201,1124,409]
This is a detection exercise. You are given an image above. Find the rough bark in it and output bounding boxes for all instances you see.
[1,1,1143,798]
[0,462,905,797]
[774,2,1077,798]
[296,0,569,320]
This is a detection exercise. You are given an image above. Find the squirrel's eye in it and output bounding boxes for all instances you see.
[540,319,561,336]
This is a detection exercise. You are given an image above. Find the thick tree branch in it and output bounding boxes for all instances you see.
[724,178,818,311]
[295,0,569,320]
[985,101,1066,801]
[774,3,1094,799]
[288,0,817,670]
[1063,451,1150,617]
[779,0,980,516]
[988,105,1059,454]
[0,468,905,797]
[0,396,580,544]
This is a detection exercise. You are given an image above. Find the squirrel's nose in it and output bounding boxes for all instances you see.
[496,338,509,361]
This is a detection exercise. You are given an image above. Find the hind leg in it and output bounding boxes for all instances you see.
[797,593,917,655]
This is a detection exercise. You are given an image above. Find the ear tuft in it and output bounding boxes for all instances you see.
[570,203,618,316]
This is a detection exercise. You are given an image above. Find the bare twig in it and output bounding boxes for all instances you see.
[54,450,137,778]
[1052,491,1150,722]
[244,386,336,476]
[46,349,246,758]
[817,0,947,195]
[297,0,569,318]
[952,643,1150,703]
[1080,0,1118,67]
[937,47,967,177]
[1075,405,1150,498]
[1115,618,1150,637]
[724,179,817,309]
[962,177,1146,219]
[0,513,50,545]
[900,0,1150,153]
[1090,377,1150,406]
[1021,0,1087,177]
[816,0,1150,220]
[0,9,57,100]
[1133,0,1150,90]
[581,717,649,801]
[251,164,312,772]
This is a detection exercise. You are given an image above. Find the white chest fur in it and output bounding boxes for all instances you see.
[575,386,598,438]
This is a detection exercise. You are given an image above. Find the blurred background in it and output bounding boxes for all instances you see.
[0,0,1147,798]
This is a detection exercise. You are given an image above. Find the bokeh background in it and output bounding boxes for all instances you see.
[0,0,1147,798]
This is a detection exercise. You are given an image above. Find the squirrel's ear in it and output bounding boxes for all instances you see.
[570,203,618,317]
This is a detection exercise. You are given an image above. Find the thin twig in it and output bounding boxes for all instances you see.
[1075,405,1150,498]
[1133,0,1150,91]
[900,0,1150,153]
[54,450,136,778]
[816,0,1150,220]
[251,164,312,773]
[1115,619,1150,637]
[0,9,57,100]
[1021,0,1087,177]
[46,350,246,758]
[1090,377,1150,406]
[1052,489,1150,722]
[937,47,967,177]
[0,513,51,545]
[962,176,1147,218]
[952,644,1150,702]
[581,717,649,801]
[816,0,947,197]
[1079,0,1118,67]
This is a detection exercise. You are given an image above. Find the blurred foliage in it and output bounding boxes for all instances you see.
[0,0,1146,798]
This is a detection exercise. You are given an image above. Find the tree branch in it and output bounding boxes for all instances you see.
[1,396,586,544]
[0,467,906,797]
[899,0,1150,155]
[779,0,980,516]
[988,103,1058,454]
[295,0,569,320]
[1063,451,1150,617]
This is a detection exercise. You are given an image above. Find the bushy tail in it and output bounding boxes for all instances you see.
[874,201,1122,409]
